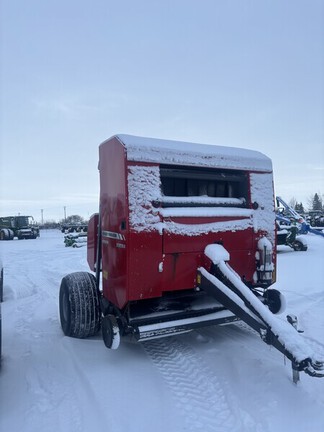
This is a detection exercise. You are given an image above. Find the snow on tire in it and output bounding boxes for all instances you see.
[59,272,101,338]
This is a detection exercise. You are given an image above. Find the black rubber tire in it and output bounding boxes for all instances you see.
[264,288,286,314]
[59,272,101,338]
[293,240,307,252]
[102,314,120,350]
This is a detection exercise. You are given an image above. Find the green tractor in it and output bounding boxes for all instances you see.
[0,216,40,240]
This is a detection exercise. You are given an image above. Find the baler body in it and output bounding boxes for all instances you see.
[88,135,276,311]
[60,134,324,378]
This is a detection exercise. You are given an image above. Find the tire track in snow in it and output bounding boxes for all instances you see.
[193,324,305,431]
[296,293,324,359]
[284,289,324,314]
[24,359,84,432]
[1,234,93,432]
[18,339,111,432]
[2,336,84,432]
[60,338,120,432]
[144,337,262,432]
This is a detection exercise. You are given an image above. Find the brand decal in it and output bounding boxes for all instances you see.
[102,230,126,241]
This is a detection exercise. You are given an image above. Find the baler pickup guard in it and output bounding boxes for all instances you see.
[124,290,240,343]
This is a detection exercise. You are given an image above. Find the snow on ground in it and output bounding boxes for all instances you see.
[0,230,324,432]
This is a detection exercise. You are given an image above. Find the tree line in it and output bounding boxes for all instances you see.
[39,215,88,229]
[290,193,323,215]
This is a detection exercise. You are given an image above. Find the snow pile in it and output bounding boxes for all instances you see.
[124,135,276,241]
[250,172,276,243]
[127,165,161,230]
[117,134,273,172]
[257,236,273,252]
[162,218,253,237]
[205,244,230,264]
[127,165,255,236]
[159,207,253,218]
[127,171,275,239]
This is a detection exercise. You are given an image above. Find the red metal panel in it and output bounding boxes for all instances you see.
[160,249,256,293]
[99,137,128,309]
[161,225,256,291]
[127,231,164,300]
[161,252,202,292]
[162,217,253,254]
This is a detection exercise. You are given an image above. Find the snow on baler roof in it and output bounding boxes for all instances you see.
[115,134,272,172]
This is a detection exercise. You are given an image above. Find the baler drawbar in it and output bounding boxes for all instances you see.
[198,244,324,382]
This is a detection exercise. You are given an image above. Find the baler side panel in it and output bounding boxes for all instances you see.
[126,162,164,301]
[99,138,128,309]
[128,231,164,301]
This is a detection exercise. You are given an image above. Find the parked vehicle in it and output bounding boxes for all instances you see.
[276,222,308,251]
[0,216,39,240]
[276,196,324,238]
[59,134,323,380]
[307,211,324,228]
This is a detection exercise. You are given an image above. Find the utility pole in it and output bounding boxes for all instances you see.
[64,206,67,222]
[41,209,44,225]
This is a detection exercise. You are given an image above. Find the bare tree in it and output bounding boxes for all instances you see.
[289,197,297,209]
[60,215,86,225]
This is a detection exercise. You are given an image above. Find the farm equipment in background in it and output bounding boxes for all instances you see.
[276,212,308,251]
[64,232,87,248]
[0,216,39,240]
[307,210,324,229]
[276,196,324,243]
[59,135,324,381]
[60,223,88,234]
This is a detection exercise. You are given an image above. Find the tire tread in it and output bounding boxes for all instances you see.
[60,272,100,338]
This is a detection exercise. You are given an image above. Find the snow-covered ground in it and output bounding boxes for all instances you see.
[0,229,323,432]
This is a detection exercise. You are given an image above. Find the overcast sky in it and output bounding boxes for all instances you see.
[1,0,323,222]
